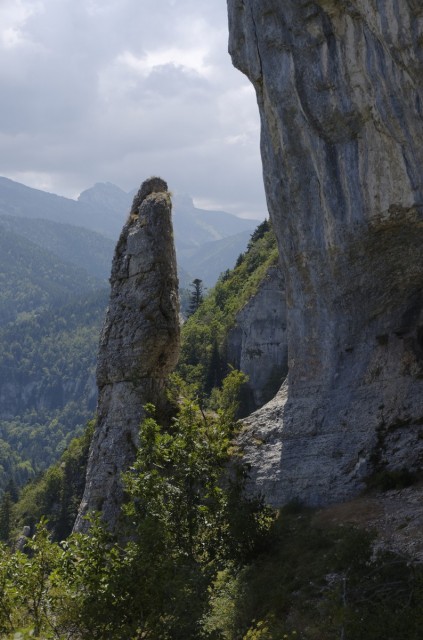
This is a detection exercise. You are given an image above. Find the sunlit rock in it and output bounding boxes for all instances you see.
[74,177,180,531]
[228,0,423,505]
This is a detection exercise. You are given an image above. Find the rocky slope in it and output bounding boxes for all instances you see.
[228,1,423,505]
[74,178,180,531]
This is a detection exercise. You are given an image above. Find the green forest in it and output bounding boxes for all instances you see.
[0,290,108,492]
[0,218,111,492]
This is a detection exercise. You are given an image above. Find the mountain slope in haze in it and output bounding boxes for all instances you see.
[77,181,131,238]
[0,177,259,247]
[0,177,122,239]
[0,214,115,281]
[0,178,260,286]
[0,224,104,325]
[171,193,259,249]
[181,229,252,287]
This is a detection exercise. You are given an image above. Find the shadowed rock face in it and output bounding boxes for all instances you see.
[226,265,287,413]
[74,177,180,531]
[228,1,423,505]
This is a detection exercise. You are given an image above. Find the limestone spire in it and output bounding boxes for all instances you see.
[74,177,180,531]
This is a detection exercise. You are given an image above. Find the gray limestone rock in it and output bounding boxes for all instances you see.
[227,1,423,506]
[226,265,287,412]
[74,178,180,531]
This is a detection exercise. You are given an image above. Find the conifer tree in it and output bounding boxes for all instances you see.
[188,278,204,316]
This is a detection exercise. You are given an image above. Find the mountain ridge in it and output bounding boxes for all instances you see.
[0,176,260,286]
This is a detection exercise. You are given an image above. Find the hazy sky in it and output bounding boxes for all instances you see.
[0,0,267,218]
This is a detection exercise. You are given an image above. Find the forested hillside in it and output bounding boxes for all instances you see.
[0,290,107,492]
[0,214,110,494]
[0,214,114,281]
[179,220,278,402]
[0,226,103,326]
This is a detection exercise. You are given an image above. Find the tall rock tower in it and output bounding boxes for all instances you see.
[228,1,423,505]
[74,177,180,531]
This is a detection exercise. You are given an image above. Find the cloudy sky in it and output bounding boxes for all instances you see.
[0,0,267,218]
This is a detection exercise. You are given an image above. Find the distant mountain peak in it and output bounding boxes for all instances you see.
[0,176,261,286]
[78,182,130,202]
[172,193,195,210]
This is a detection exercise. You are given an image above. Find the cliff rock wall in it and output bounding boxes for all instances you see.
[74,178,180,531]
[228,1,423,505]
[226,265,287,412]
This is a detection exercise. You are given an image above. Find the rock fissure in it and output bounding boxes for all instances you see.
[249,6,263,80]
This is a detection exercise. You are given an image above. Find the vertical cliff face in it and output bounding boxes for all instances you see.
[74,177,180,531]
[226,265,287,412]
[228,1,423,505]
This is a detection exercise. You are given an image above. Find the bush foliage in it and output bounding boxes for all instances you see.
[0,370,273,638]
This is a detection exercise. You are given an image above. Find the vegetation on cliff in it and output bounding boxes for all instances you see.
[179,219,277,399]
[0,370,270,638]
[10,421,94,543]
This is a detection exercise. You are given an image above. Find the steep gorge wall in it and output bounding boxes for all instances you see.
[74,178,180,531]
[226,264,287,412]
[228,1,423,505]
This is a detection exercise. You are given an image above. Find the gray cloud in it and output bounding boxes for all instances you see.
[0,0,266,218]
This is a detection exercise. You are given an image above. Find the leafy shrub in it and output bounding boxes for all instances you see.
[0,371,272,639]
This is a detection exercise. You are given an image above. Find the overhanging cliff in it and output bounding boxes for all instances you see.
[228,1,423,505]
